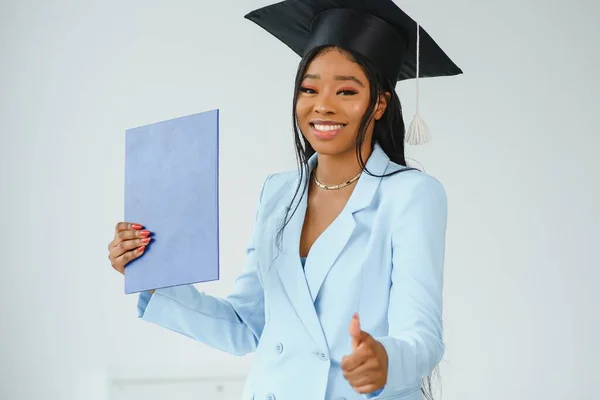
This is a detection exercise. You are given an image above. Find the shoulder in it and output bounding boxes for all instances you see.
[257,169,298,205]
[382,162,445,195]
[378,162,447,213]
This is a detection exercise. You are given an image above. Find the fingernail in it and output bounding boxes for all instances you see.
[139,230,150,237]
[137,246,145,252]
[141,238,151,244]
[132,224,143,230]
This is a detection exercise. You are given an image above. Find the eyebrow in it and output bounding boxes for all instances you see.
[303,73,365,87]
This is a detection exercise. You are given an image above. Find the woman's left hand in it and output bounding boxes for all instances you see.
[341,313,389,394]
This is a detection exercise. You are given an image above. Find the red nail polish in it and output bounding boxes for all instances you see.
[140,230,150,237]
[137,246,145,252]
[132,224,143,230]
[141,238,150,244]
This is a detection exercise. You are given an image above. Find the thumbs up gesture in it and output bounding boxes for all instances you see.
[341,313,389,394]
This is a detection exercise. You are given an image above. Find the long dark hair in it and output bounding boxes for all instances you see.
[276,45,440,400]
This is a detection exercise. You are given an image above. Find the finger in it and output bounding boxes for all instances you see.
[353,383,381,395]
[115,221,143,234]
[346,369,377,388]
[342,341,378,375]
[112,229,150,247]
[109,227,150,252]
[349,313,361,350]
[111,246,146,274]
[341,351,369,373]
[110,236,151,259]
[343,356,378,381]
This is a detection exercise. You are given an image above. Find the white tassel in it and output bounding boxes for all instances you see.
[405,22,431,146]
[406,114,431,145]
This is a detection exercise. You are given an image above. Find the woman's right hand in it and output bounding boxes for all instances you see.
[108,222,151,275]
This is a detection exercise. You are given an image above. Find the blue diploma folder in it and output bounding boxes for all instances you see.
[124,109,219,294]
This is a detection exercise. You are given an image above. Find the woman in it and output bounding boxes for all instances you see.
[108,1,461,399]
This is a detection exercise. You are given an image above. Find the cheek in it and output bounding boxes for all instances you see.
[346,99,369,122]
[295,98,311,118]
[294,100,312,136]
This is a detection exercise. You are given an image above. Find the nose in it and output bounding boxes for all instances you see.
[314,92,336,115]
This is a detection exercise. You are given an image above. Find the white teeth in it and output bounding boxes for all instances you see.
[314,124,344,131]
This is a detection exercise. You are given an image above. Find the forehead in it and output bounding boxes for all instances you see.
[305,48,365,78]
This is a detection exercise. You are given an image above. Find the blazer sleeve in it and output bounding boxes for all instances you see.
[367,175,448,399]
[135,175,273,357]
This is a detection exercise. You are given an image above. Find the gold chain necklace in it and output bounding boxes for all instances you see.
[312,168,362,190]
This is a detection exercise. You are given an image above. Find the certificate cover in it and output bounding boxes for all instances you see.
[124,109,219,294]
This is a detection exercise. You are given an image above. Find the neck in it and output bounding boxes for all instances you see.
[313,143,373,185]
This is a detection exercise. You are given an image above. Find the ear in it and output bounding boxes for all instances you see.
[374,91,391,120]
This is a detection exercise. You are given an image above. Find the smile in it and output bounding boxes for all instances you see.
[309,121,347,140]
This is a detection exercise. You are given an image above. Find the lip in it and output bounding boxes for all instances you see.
[309,120,347,140]
[310,119,347,125]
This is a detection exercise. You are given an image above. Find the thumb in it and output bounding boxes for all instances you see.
[349,313,362,351]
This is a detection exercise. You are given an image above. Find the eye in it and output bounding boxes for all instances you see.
[299,86,317,94]
[338,89,358,96]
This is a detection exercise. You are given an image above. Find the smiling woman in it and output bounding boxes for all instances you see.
[107,1,463,400]
[296,49,380,147]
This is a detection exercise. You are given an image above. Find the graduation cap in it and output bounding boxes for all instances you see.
[244,0,463,145]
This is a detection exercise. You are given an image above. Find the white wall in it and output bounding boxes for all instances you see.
[1,0,598,399]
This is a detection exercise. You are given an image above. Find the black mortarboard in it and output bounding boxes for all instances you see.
[244,0,463,145]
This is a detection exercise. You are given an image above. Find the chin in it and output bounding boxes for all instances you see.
[307,138,354,156]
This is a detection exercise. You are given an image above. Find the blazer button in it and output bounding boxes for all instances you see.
[275,343,283,354]
[265,393,276,400]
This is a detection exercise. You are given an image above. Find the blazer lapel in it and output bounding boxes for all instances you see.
[275,161,329,351]
[304,144,391,302]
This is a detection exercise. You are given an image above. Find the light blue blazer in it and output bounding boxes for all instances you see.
[137,143,448,400]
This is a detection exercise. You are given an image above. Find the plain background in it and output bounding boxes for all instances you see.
[1,0,598,399]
